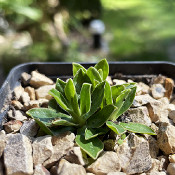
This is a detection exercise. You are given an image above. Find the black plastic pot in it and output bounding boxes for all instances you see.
[1,61,175,128]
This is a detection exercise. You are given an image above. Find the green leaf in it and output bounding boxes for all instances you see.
[73,62,86,76]
[34,118,53,135]
[98,69,103,80]
[104,81,113,105]
[52,118,78,126]
[94,59,109,80]
[106,121,126,135]
[73,69,91,94]
[85,127,109,140]
[50,126,76,136]
[65,79,80,116]
[111,85,125,101]
[87,67,102,88]
[75,134,104,160]
[87,104,115,128]
[80,83,91,115]
[120,122,156,135]
[56,78,66,95]
[115,86,136,117]
[83,81,105,120]
[27,108,70,126]
[49,89,70,111]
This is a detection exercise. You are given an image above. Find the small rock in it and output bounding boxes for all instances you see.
[11,100,23,110]
[34,164,50,175]
[116,134,152,174]
[64,147,86,166]
[33,135,53,165]
[24,100,40,110]
[167,163,175,175]
[30,71,54,88]
[8,110,27,121]
[136,82,150,95]
[3,120,22,133]
[20,119,39,138]
[169,154,175,163]
[86,173,95,175]
[87,151,121,175]
[157,122,175,154]
[147,172,166,175]
[127,106,151,126]
[54,159,86,175]
[35,85,55,100]
[0,130,6,157]
[25,86,36,100]
[153,75,166,84]
[132,94,154,107]
[21,72,31,86]
[106,76,113,85]
[107,173,126,175]
[150,123,159,134]
[157,155,169,171]
[147,158,160,172]
[167,103,175,111]
[148,136,159,158]
[151,84,165,99]
[13,85,24,100]
[38,99,49,107]
[21,91,30,103]
[43,132,75,168]
[113,79,126,85]
[165,78,174,100]
[4,133,33,175]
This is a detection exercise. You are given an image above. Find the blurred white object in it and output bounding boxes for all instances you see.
[89,19,105,34]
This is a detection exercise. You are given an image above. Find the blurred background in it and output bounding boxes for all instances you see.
[1,0,175,77]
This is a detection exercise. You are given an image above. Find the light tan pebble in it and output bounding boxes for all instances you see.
[169,154,175,163]
[165,78,174,100]
[13,85,24,100]
[167,163,175,175]
[3,120,22,133]
[24,100,40,111]
[25,86,36,100]
[21,72,31,86]
[113,79,126,85]
[11,100,23,110]
[21,91,30,103]
[151,84,165,99]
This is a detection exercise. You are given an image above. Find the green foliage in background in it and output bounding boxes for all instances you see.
[27,59,155,160]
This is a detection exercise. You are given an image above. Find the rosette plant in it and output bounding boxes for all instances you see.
[27,59,155,159]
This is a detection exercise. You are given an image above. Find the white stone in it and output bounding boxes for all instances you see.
[25,86,36,100]
[33,164,50,175]
[43,132,75,168]
[4,120,22,133]
[157,122,175,154]
[55,159,86,175]
[151,84,165,99]
[8,110,27,121]
[167,163,175,175]
[136,82,150,95]
[21,91,30,103]
[20,119,39,138]
[64,147,86,165]
[113,79,126,85]
[169,154,175,163]
[33,135,53,165]
[30,71,54,88]
[87,151,121,175]
[4,133,33,175]
[13,85,24,100]
[127,106,151,126]
[35,85,55,100]
[21,72,31,86]
[24,100,40,110]
[11,100,23,110]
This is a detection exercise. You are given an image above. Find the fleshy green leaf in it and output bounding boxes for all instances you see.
[49,89,70,111]
[75,134,104,160]
[52,118,78,126]
[98,69,103,80]
[73,68,91,94]
[34,118,53,135]
[120,122,156,135]
[27,108,70,126]
[73,62,86,76]
[56,78,66,96]
[94,59,109,80]
[106,121,126,135]
[64,79,80,116]
[111,85,125,101]
[104,81,113,105]
[80,83,91,115]
[87,104,115,128]
[115,86,136,118]
[87,67,102,88]
[85,127,109,140]
[50,126,76,136]
[83,81,105,120]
